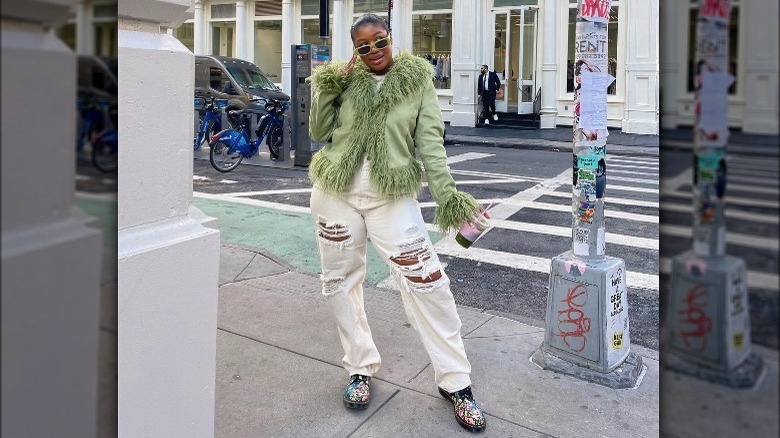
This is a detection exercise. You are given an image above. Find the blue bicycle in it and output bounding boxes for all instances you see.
[194,96,228,150]
[209,98,289,172]
[76,96,117,172]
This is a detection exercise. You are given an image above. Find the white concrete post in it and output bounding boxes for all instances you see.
[621,0,659,134]
[281,0,293,97]
[1,1,102,436]
[118,0,221,435]
[236,0,247,59]
[659,0,680,129]
[194,0,205,54]
[76,0,89,54]
[539,0,559,128]
[389,0,402,55]
[449,0,481,127]
[741,0,779,134]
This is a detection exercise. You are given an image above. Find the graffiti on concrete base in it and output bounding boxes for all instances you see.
[677,283,713,352]
[555,284,591,353]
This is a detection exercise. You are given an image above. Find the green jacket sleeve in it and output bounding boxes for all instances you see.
[413,81,480,233]
[306,61,348,142]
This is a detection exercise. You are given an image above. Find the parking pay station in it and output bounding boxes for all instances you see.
[291,44,330,167]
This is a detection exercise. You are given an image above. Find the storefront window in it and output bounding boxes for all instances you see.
[301,0,334,15]
[211,3,236,57]
[567,3,619,95]
[57,22,76,52]
[211,3,236,19]
[255,20,282,82]
[686,1,739,94]
[493,0,536,7]
[354,0,390,14]
[412,13,452,89]
[173,22,195,53]
[301,18,334,53]
[412,0,453,10]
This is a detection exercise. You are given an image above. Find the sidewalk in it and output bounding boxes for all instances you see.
[214,242,661,437]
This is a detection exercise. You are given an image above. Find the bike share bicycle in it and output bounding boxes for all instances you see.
[77,95,118,173]
[194,96,229,150]
[209,97,289,172]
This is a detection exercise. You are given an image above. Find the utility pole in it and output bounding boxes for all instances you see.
[665,0,763,388]
[532,0,644,389]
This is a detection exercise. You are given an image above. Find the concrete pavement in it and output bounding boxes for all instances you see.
[215,242,661,437]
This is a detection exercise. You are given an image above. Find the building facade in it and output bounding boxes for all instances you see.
[660,0,779,135]
[172,0,659,133]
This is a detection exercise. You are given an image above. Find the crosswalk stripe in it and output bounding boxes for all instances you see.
[660,202,779,224]
[660,258,779,292]
[661,224,780,250]
[491,219,658,250]
[194,191,310,213]
[603,184,659,195]
[608,163,659,171]
[450,169,546,182]
[545,190,659,208]
[608,157,659,165]
[610,175,659,185]
[662,190,780,208]
[433,238,659,291]
[727,183,779,195]
[726,175,780,186]
[418,200,660,223]
[446,152,496,164]
[609,169,659,177]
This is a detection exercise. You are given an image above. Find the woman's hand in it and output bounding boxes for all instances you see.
[339,52,358,76]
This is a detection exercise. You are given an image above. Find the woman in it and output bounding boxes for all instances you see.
[307,14,487,433]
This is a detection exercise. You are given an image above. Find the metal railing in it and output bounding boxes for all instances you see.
[533,87,542,128]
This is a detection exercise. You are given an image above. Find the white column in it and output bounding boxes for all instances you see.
[333,0,346,60]
[194,0,205,54]
[236,0,247,60]
[622,0,659,134]
[117,0,221,435]
[76,0,89,54]
[389,0,402,55]
[450,0,481,127]
[539,0,558,129]
[741,0,779,134]
[659,0,679,129]
[281,0,293,96]
[246,0,255,64]
[2,1,102,436]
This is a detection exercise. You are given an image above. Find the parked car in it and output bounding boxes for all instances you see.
[195,55,289,126]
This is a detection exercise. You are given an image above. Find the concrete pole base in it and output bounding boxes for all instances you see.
[663,350,765,389]
[531,346,646,389]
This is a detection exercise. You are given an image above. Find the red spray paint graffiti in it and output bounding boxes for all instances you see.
[555,284,592,352]
[701,0,730,21]
[677,283,713,351]
[580,0,611,21]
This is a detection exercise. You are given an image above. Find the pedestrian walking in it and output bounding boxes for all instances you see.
[306,13,487,433]
[477,64,501,125]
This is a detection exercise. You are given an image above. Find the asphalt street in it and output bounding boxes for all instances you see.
[660,148,780,349]
[191,143,661,350]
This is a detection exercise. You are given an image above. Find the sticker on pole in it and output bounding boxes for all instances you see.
[699,0,731,23]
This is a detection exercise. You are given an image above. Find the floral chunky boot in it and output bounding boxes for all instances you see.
[343,374,371,410]
[438,386,486,433]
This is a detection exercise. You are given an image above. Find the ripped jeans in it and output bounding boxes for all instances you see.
[310,158,472,393]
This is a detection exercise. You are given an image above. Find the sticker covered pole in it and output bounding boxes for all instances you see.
[531,0,644,388]
[665,0,762,387]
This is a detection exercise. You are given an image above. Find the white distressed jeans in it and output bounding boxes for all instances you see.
[310,158,472,393]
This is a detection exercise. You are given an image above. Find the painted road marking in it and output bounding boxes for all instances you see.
[219,179,239,184]
[417,199,660,224]
[660,202,779,224]
[660,257,779,292]
[609,175,659,185]
[446,152,496,164]
[492,219,658,250]
[663,190,779,209]
[193,175,210,181]
[609,169,659,177]
[433,239,659,291]
[544,190,658,208]
[661,224,780,251]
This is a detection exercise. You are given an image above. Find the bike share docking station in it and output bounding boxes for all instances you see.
[530,4,644,389]
[665,0,763,388]
[290,44,330,167]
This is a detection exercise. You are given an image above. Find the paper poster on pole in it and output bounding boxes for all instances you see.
[579,72,614,131]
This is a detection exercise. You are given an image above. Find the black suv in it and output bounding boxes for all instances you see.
[195,55,289,124]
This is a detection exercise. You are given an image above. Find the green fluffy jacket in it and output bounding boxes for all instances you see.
[306,52,480,233]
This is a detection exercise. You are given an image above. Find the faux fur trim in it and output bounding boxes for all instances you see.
[434,191,481,234]
[308,52,433,197]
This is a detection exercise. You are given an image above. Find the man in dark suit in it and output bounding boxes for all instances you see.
[477,64,501,125]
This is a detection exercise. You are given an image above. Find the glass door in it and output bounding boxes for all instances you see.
[515,6,538,114]
[493,12,509,113]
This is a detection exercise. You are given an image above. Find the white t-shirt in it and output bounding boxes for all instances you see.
[372,74,386,91]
